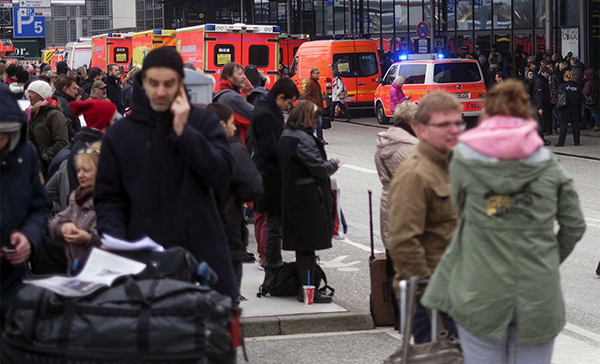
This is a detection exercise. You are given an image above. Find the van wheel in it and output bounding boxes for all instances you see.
[376,102,390,125]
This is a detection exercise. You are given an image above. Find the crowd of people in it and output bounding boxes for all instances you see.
[0,46,592,363]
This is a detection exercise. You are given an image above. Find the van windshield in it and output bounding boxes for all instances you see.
[333,53,379,77]
[433,63,482,83]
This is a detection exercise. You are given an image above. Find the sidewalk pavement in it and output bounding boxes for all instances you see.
[544,128,600,159]
[240,263,374,338]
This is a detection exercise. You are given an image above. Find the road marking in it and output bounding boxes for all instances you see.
[340,164,378,174]
[564,323,600,343]
[586,223,600,229]
[320,255,360,269]
[339,237,382,254]
[586,218,600,222]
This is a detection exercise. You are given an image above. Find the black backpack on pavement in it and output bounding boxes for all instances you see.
[257,262,334,298]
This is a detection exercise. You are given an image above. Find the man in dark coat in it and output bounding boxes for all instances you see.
[249,78,299,289]
[80,67,102,97]
[94,47,238,301]
[103,64,124,114]
[208,103,263,294]
[53,75,80,139]
[534,67,552,146]
[0,85,50,323]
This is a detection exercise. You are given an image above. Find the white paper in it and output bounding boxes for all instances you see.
[24,248,147,297]
[101,234,164,252]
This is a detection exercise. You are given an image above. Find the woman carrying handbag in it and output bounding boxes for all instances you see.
[330,71,352,122]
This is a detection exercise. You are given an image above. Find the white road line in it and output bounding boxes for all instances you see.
[339,237,382,254]
[587,223,600,229]
[564,323,600,343]
[586,218,600,222]
[340,164,378,174]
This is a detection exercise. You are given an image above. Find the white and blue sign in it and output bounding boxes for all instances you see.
[13,7,45,38]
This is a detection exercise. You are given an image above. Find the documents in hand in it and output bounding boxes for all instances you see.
[101,233,165,252]
[24,248,147,297]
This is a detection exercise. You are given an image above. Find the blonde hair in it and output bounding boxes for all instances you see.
[483,80,534,120]
[75,141,102,171]
[563,70,574,82]
[124,67,140,83]
[393,75,405,87]
[393,101,418,126]
[413,92,463,126]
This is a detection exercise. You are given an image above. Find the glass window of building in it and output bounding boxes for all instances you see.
[408,0,423,32]
[558,0,579,27]
[336,1,347,34]
[493,0,511,29]
[457,34,473,57]
[534,0,546,28]
[368,0,381,34]
[494,33,511,55]
[382,0,394,34]
[92,0,110,16]
[395,0,408,32]
[474,0,491,30]
[514,32,533,55]
[423,0,432,27]
[444,0,456,31]
[456,0,473,30]
[476,34,491,55]
[513,0,532,29]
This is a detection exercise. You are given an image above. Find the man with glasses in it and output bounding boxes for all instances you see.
[303,67,326,144]
[387,92,463,343]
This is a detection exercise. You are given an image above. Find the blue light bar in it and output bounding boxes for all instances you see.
[399,54,408,61]
[205,24,216,31]
[153,29,162,35]
[273,26,280,32]
[437,53,445,59]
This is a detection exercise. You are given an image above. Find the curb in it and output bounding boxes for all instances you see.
[242,300,375,338]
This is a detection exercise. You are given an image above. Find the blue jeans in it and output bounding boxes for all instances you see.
[457,321,555,364]
[590,108,600,127]
[316,116,323,140]
[399,299,458,344]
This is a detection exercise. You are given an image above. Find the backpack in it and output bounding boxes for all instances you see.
[258,262,335,297]
[556,87,568,109]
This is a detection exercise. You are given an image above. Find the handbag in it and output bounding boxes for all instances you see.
[321,116,332,130]
[384,276,463,364]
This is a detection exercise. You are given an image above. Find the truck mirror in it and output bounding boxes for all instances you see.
[376,76,383,84]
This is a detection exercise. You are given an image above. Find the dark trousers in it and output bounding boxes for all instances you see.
[558,109,581,146]
[408,300,458,344]
[232,261,243,293]
[296,250,316,287]
[266,213,283,270]
[537,106,552,137]
[330,101,352,120]
[385,250,399,329]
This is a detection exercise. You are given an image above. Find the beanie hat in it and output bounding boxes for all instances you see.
[26,80,53,99]
[88,67,102,79]
[70,99,116,132]
[540,67,550,74]
[142,47,184,79]
[16,69,29,83]
[6,64,18,77]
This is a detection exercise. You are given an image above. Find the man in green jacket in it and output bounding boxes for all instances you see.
[387,91,463,343]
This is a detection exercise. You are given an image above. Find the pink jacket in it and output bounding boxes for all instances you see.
[459,115,543,160]
[390,83,407,114]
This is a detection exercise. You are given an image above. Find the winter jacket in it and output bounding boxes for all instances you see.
[79,78,94,98]
[583,69,599,109]
[217,139,263,263]
[390,83,407,115]
[534,75,551,110]
[1,85,50,306]
[27,99,69,174]
[53,89,79,139]
[387,141,458,297]
[374,125,418,248]
[45,159,70,209]
[94,72,238,300]
[122,80,134,111]
[103,75,123,114]
[331,77,346,103]
[66,128,103,193]
[8,83,25,99]
[250,94,285,215]
[571,63,584,87]
[215,80,254,145]
[422,116,586,344]
[525,79,535,100]
[49,190,100,265]
[304,76,324,111]
[278,127,338,252]
[556,81,582,116]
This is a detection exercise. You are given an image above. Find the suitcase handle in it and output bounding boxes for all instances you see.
[368,190,375,261]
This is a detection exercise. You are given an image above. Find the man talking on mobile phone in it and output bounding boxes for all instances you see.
[94,47,239,302]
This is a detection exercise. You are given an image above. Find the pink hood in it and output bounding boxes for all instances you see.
[459,115,543,160]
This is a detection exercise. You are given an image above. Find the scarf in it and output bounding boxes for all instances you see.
[74,185,94,205]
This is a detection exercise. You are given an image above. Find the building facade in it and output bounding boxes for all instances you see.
[136,0,164,30]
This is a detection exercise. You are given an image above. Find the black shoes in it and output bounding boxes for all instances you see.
[243,251,256,263]
[319,139,329,145]
[543,139,552,146]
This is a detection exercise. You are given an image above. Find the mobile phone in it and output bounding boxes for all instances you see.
[2,246,16,254]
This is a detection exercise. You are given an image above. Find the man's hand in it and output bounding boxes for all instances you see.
[172,85,191,136]
[1,232,32,265]
[538,109,543,115]
[60,222,77,237]
[332,159,341,166]
[63,227,91,245]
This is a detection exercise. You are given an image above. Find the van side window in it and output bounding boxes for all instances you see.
[356,53,378,77]
[289,56,298,77]
[401,65,426,84]
[333,53,355,77]
[384,65,398,85]
[249,45,270,68]
[214,44,235,67]
[433,63,482,83]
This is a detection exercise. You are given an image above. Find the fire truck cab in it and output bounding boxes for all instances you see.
[176,23,280,86]
[91,33,133,72]
[132,29,177,68]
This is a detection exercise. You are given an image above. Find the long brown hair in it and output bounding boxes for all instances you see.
[484,80,535,120]
[286,101,319,130]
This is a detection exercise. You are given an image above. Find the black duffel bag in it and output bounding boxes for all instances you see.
[1,278,236,364]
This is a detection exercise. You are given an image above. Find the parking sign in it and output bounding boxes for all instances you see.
[13,7,45,38]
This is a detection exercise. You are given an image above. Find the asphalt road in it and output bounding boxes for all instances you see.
[243,116,600,362]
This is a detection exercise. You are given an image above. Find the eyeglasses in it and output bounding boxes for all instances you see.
[426,121,466,130]
[77,148,98,155]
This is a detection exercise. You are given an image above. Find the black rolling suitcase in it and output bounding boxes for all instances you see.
[368,190,395,326]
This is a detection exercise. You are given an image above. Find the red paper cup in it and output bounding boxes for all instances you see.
[303,285,315,305]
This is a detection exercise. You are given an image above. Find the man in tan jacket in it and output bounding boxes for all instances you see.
[387,91,463,343]
[303,67,327,144]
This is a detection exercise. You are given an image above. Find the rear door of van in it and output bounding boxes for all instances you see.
[331,42,358,103]
[205,32,242,78]
[353,42,380,103]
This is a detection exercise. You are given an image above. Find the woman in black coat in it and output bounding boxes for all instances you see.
[555,70,582,147]
[278,102,340,304]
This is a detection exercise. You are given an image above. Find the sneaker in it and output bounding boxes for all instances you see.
[257,262,266,271]
[543,139,551,146]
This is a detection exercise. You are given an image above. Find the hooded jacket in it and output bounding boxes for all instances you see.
[215,79,254,145]
[27,98,69,174]
[583,69,599,109]
[389,83,407,114]
[1,85,50,302]
[422,116,586,344]
[94,73,238,300]
[374,125,418,248]
[53,89,79,139]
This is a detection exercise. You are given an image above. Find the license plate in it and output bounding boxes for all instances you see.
[456,92,470,99]
[345,96,354,102]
